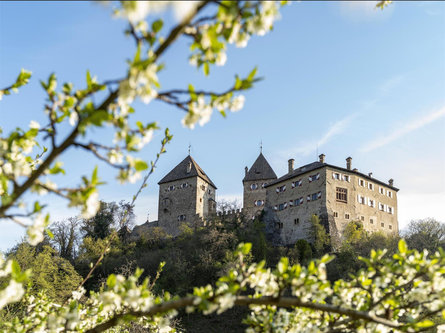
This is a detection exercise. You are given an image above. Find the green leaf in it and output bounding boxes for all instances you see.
[46,229,54,239]
[134,160,148,171]
[152,19,163,33]
[107,274,117,288]
[91,166,98,185]
[398,239,407,254]
[247,67,258,82]
[203,62,210,76]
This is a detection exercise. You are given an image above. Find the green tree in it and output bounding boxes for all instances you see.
[403,218,445,253]
[8,242,82,300]
[309,214,330,256]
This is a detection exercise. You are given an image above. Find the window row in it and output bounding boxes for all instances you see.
[332,172,350,182]
[275,173,321,194]
[359,179,393,198]
[333,214,394,229]
[250,183,267,190]
[166,182,191,192]
[273,192,322,211]
[356,195,394,214]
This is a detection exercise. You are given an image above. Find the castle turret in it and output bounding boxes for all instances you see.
[158,155,216,236]
[242,152,277,219]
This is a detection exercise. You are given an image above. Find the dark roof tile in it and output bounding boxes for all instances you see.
[158,155,217,188]
[243,153,277,182]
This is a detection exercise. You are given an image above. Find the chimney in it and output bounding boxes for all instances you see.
[187,161,192,173]
[346,157,352,170]
[288,159,294,173]
[368,172,373,178]
[388,178,394,186]
[319,154,325,163]
[244,166,248,176]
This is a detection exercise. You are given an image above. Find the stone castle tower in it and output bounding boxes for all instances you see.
[243,153,277,219]
[157,155,217,236]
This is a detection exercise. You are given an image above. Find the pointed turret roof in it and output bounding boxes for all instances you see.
[243,153,277,182]
[158,155,217,188]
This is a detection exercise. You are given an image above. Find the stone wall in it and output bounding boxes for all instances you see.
[326,167,398,239]
[243,178,275,220]
[264,166,398,246]
[265,168,328,245]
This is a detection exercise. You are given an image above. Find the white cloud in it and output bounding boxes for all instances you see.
[378,75,404,94]
[278,113,357,158]
[360,106,445,152]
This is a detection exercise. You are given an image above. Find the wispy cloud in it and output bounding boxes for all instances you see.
[281,113,357,157]
[379,75,405,94]
[360,106,445,152]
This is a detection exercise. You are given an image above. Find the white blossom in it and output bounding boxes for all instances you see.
[229,95,245,112]
[26,214,48,246]
[69,111,79,126]
[0,280,24,310]
[82,191,100,219]
[29,120,40,130]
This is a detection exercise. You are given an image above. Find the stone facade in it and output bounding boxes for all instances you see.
[157,155,216,237]
[263,155,398,245]
[243,153,277,219]
[152,152,398,244]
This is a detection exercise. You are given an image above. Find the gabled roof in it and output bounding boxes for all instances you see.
[243,153,277,182]
[158,155,217,188]
[265,161,399,191]
[265,161,324,186]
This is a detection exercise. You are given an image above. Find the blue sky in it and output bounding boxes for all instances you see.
[1,1,444,251]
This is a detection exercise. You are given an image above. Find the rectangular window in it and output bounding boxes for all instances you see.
[368,183,374,190]
[368,199,375,208]
[309,173,320,182]
[294,218,299,225]
[333,172,340,180]
[389,224,392,230]
[278,203,285,211]
[379,203,385,211]
[276,185,286,193]
[336,187,348,203]
[379,187,385,194]
[178,215,186,221]
[334,212,338,217]
[342,174,350,182]
[387,190,393,198]
[387,206,393,214]
[361,216,365,221]
[381,222,385,227]
[357,195,366,204]
[311,193,318,201]
[345,213,350,219]
[359,179,365,187]
[370,218,374,224]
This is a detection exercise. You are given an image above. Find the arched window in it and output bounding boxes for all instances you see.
[254,200,264,207]
[250,183,258,190]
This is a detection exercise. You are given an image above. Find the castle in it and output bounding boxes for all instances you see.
[133,152,399,245]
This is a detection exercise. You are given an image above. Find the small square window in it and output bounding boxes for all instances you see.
[389,225,392,230]
[370,218,374,224]
[381,222,385,227]
[361,216,365,221]
[345,213,350,219]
